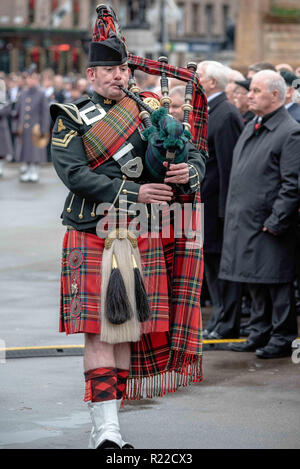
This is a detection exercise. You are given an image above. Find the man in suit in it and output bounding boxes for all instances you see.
[219,70,300,358]
[280,70,300,316]
[197,61,244,339]
[280,70,300,123]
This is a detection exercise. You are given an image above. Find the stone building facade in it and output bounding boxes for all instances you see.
[0,0,239,72]
[233,0,300,73]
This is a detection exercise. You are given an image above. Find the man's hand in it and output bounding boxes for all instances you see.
[137,183,173,204]
[163,162,189,184]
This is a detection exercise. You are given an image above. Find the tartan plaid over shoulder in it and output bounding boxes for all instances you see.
[83,96,140,170]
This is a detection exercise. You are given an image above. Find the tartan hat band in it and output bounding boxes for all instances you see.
[88,37,128,67]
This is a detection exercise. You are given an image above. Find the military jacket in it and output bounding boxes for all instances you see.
[14,85,50,164]
[50,91,206,232]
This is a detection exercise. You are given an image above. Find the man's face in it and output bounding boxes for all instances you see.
[169,92,184,121]
[225,82,237,105]
[197,65,215,96]
[87,63,130,101]
[26,73,39,88]
[233,85,249,112]
[248,76,277,116]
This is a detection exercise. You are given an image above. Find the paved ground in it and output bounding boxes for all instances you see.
[0,163,299,450]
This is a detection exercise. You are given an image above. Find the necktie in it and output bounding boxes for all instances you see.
[254,117,262,134]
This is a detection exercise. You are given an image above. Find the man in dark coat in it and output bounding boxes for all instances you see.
[197,61,244,339]
[280,70,300,123]
[219,70,300,358]
[281,70,300,314]
[296,172,300,314]
[0,79,13,177]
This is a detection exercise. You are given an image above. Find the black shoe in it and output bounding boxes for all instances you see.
[208,330,240,340]
[202,329,211,339]
[97,439,122,449]
[228,340,260,352]
[122,443,135,449]
[207,330,226,340]
[239,327,251,337]
[255,344,291,359]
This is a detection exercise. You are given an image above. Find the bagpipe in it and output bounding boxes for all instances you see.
[119,59,196,179]
[94,4,208,180]
[92,5,208,342]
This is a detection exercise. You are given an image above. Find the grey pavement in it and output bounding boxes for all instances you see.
[0,162,300,450]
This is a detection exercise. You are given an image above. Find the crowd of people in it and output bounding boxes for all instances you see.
[0,58,299,362]
[0,67,93,181]
[197,61,300,360]
[135,59,300,359]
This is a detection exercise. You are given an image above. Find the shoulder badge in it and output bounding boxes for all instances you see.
[57,118,66,133]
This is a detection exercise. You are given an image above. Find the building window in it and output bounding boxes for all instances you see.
[51,0,59,11]
[73,0,80,27]
[118,3,127,27]
[223,4,229,35]
[192,3,199,35]
[176,3,185,36]
[28,0,35,24]
[205,4,214,37]
[89,0,96,29]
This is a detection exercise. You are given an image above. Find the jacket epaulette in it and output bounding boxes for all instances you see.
[50,96,91,125]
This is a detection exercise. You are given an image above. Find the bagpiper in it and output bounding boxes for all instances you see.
[50,4,208,449]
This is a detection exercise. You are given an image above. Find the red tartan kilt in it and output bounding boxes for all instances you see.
[60,229,172,335]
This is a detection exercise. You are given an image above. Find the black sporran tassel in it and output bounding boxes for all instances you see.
[105,254,132,325]
[132,255,151,322]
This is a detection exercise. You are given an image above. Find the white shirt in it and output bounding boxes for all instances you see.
[207,91,223,103]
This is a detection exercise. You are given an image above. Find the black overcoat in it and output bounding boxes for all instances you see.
[14,86,50,164]
[288,102,300,124]
[219,106,300,284]
[0,103,13,156]
[201,92,244,253]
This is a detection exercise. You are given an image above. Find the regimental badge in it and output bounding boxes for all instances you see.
[104,98,112,105]
[57,118,66,133]
[143,97,161,111]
